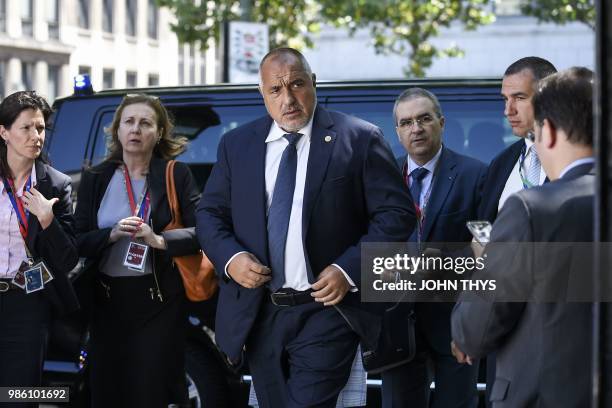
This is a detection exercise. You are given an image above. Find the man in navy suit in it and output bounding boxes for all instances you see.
[452,67,595,408]
[196,48,415,407]
[477,57,557,405]
[381,88,487,408]
[479,56,557,222]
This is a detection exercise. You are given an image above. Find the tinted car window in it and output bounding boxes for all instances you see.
[325,97,511,164]
[89,103,267,189]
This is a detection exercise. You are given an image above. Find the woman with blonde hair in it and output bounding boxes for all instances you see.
[75,94,200,407]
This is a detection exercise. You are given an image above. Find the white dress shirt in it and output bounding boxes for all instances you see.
[226,117,356,291]
[0,166,37,279]
[498,139,547,212]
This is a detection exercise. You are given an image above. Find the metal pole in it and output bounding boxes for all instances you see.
[594,0,612,406]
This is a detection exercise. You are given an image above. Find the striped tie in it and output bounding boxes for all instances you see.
[527,146,541,187]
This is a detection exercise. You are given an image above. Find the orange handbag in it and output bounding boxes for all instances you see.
[163,160,217,301]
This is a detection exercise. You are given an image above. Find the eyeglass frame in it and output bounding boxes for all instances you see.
[396,113,437,130]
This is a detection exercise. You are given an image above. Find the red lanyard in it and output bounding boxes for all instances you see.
[2,176,31,239]
[122,166,150,219]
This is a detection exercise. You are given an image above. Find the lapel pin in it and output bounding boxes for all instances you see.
[324,135,332,143]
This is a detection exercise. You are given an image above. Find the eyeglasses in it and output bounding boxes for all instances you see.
[397,114,435,129]
[526,130,536,142]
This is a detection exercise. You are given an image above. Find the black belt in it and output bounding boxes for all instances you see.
[270,289,315,307]
[0,279,18,293]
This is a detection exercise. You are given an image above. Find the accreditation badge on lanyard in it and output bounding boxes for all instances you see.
[121,166,151,272]
[2,176,54,294]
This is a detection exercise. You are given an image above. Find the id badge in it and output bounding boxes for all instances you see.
[123,242,149,272]
[12,259,34,289]
[24,264,44,294]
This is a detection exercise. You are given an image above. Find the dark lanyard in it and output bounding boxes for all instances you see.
[2,175,31,240]
[518,143,536,189]
[122,166,150,220]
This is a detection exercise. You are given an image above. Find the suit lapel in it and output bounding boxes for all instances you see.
[25,161,47,252]
[421,147,457,241]
[302,107,336,238]
[249,116,272,263]
[147,157,168,220]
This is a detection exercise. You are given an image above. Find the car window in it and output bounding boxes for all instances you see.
[325,97,512,164]
[89,103,267,190]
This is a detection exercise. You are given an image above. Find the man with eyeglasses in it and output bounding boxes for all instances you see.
[380,88,487,408]
[451,67,595,408]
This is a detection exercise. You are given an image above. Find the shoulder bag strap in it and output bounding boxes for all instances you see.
[165,160,182,226]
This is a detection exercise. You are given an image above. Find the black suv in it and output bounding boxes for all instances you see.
[43,79,508,407]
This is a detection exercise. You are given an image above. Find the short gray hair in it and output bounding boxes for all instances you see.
[393,87,442,126]
[258,47,312,87]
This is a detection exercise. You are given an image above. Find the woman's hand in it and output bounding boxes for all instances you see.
[109,216,166,249]
[21,187,58,229]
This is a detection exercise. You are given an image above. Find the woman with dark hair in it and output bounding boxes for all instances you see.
[0,91,79,405]
[74,94,200,407]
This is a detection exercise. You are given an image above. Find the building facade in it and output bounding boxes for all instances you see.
[0,0,215,101]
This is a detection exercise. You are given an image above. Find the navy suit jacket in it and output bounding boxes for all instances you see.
[196,106,415,361]
[478,139,524,223]
[401,147,487,243]
[400,147,487,352]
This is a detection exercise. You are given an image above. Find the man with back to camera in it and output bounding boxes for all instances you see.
[451,67,595,407]
[196,47,415,407]
[380,88,487,408]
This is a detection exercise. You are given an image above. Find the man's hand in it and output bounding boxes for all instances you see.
[451,340,474,365]
[227,253,271,289]
[311,265,351,306]
[471,237,485,259]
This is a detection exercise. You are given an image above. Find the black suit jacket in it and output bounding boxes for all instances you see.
[26,160,80,316]
[74,158,200,297]
[196,106,415,361]
[452,163,594,407]
[478,139,524,222]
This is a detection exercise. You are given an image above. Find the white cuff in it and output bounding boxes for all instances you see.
[225,251,248,279]
[332,263,358,293]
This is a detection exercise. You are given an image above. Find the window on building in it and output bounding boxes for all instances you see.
[21,0,33,37]
[178,51,185,85]
[103,0,113,33]
[48,65,60,102]
[147,0,158,39]
[189,46,196,85]
[126,71,137,88]
[0,0,7,33]
[78,0,89,29]
[148,74,159,86]
[200,55,206,84]
[47,0,60,39]
[103,69,114,89]
[21,61,34,90]
[0,61,5,99]
[125,0,136,36]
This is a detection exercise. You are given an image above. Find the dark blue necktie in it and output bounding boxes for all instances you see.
[409,167,429,206]
[267,133,303,292]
